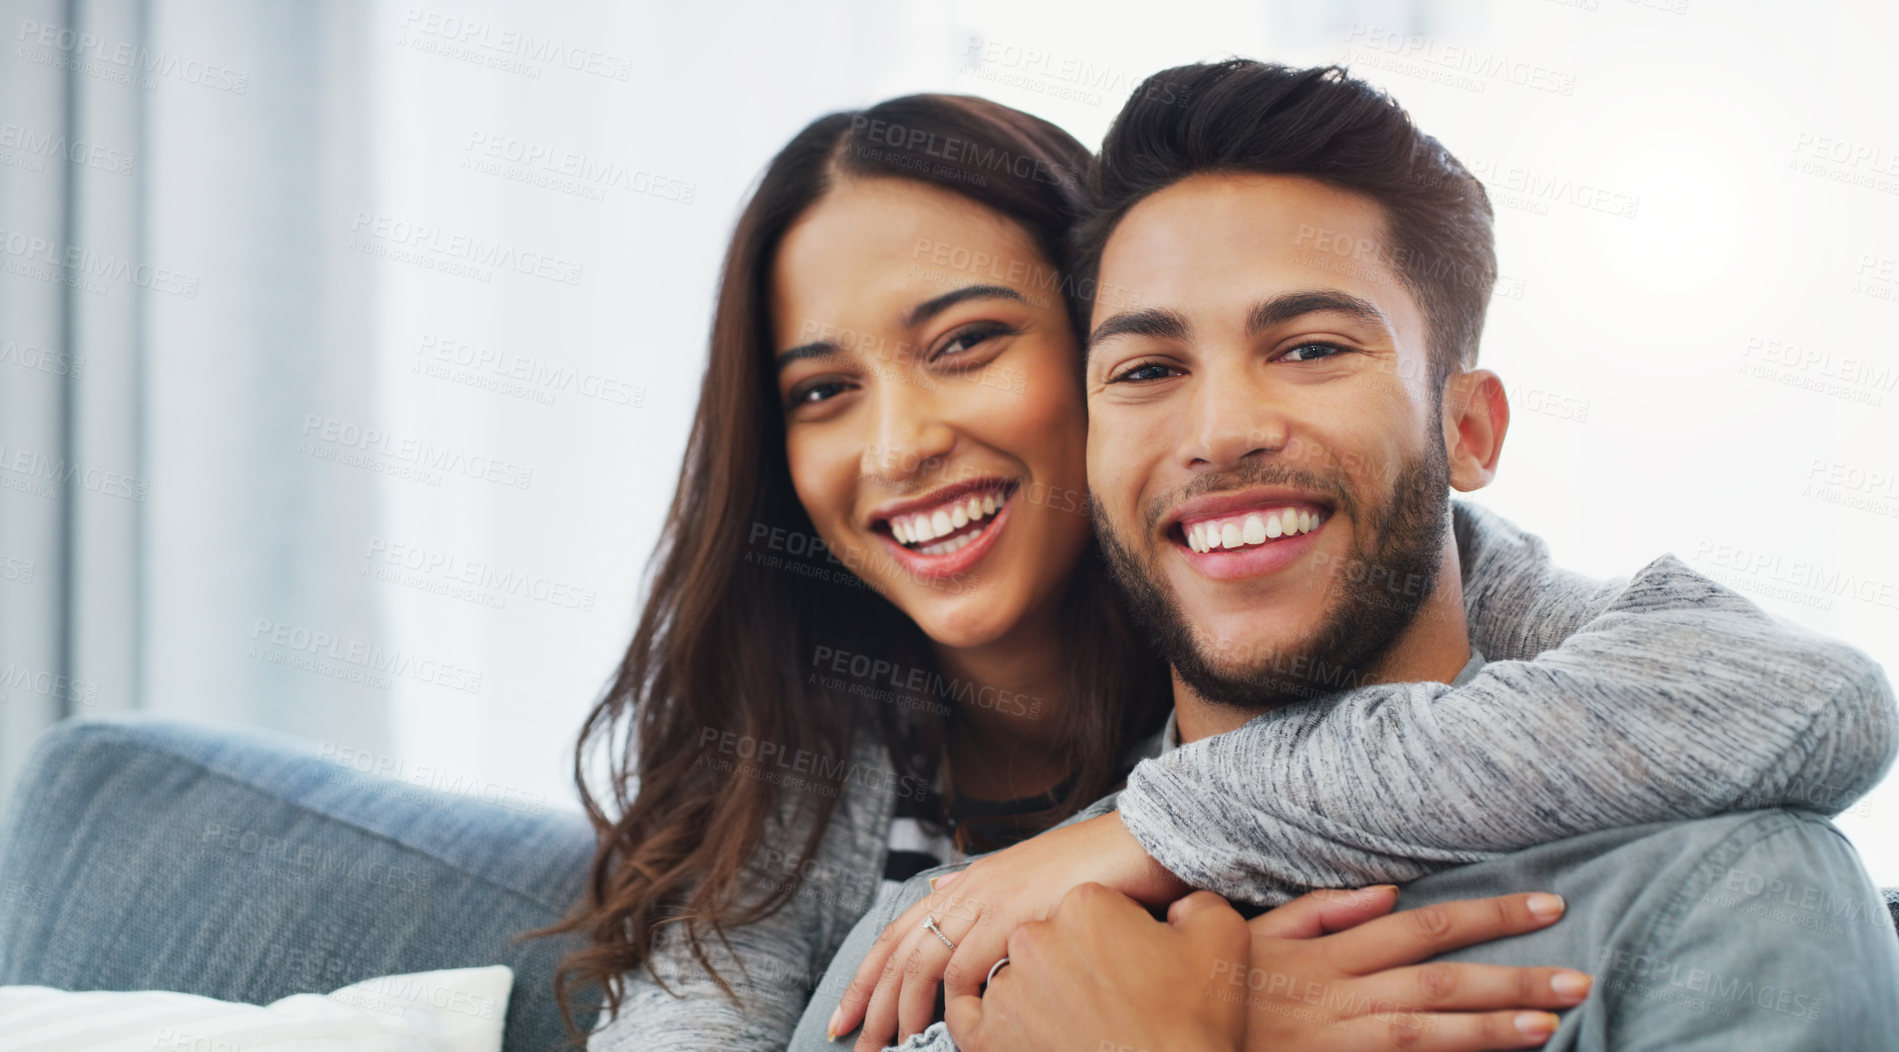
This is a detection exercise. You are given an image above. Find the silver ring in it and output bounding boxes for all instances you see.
[923,914,956,951]
[985,956,1010,986]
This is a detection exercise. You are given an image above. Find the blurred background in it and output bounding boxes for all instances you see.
[2,0,1895,882]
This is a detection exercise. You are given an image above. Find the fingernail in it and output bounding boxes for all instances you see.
[1526,893,1566,922]
[1515,1011,1558,1038]
[928,875,940,892]
[1551,970,1592,1000]
[826,1007,840,1042]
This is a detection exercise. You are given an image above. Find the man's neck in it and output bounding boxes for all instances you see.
[1174,531,1472,744]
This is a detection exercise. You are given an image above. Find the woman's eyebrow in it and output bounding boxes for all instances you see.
[773,341,840,371]
[903,284,1025,327]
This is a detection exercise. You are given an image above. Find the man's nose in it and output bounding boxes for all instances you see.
[1180,361,1289,470]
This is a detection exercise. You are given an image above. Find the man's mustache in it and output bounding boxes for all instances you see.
[1140,462,1358,536]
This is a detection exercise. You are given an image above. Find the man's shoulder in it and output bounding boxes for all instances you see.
[1413,811,1899,1049]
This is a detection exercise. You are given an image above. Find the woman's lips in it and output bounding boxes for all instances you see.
[876,488,1017,581]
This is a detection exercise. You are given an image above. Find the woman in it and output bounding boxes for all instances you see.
[533,94,1893,1052]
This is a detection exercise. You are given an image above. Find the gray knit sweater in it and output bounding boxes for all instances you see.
[587,501,1897,1052]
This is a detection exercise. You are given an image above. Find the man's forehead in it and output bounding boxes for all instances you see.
[1092,172,1414,331]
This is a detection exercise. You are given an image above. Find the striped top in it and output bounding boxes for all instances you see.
[880,725,1169,893]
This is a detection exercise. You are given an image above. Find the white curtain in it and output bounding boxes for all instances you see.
[1,0,393,812]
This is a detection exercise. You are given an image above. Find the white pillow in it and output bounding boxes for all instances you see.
[0,964,512,1051]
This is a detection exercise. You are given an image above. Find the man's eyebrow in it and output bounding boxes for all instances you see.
[903,284,1025,328]
[1087,308,1192,354]
[1246,290,1390,336]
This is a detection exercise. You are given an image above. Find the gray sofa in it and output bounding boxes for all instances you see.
[0,715,601,1050]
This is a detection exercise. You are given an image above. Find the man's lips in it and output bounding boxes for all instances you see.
[1161,489,1335,583]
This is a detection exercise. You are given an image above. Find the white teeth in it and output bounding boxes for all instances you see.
[917,531,976,557]
[887,487,1013,552]
[1183,507,1325,554]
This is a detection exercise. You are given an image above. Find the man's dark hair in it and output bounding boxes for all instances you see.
[1076,60,1497,381]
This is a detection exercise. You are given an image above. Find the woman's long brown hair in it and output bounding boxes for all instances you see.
[526,95,1172,1044]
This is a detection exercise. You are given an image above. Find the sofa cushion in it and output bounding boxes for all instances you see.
[0,716,600,1051]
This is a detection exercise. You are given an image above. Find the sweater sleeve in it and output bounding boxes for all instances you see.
[588,735,891,1052]
[1116,501,1899,907]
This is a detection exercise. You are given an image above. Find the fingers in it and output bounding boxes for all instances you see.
[1247,885,1400,940]
[1330,1008,1563,1051]
[943,992,986,1048]
[896,927,957,1042]
[942,917,1010,1003]
[1330,893,1567,975]
[833,909,912,1038]
[1362,962,1593,1013]
[1166,890,1248,947]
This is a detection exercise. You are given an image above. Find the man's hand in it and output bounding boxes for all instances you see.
[946,883,1249,1052]
[830,812,1189,1049]
[946,885,1595,1052]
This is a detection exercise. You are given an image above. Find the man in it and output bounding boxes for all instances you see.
[792,61,1899,1051]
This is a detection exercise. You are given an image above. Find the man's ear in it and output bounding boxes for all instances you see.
[1441,369,1508,492]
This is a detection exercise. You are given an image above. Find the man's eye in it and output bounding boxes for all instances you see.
[1107,362,1180,383]
[1282,342,1350,363]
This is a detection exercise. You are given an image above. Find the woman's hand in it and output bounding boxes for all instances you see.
[828,811,1189,1049]
[945,884,1595,1052]
[1233,886,1592,1050]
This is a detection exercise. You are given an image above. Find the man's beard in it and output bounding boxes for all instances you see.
[1094,441,1452,711]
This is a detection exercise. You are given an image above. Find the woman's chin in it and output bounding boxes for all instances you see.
[900,597,1024,653]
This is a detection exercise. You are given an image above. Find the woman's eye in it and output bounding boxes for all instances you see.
[934,322,1016,361]
[1108,361,1180,384]
[1281,341,1350,363]
[787,380,850,408]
